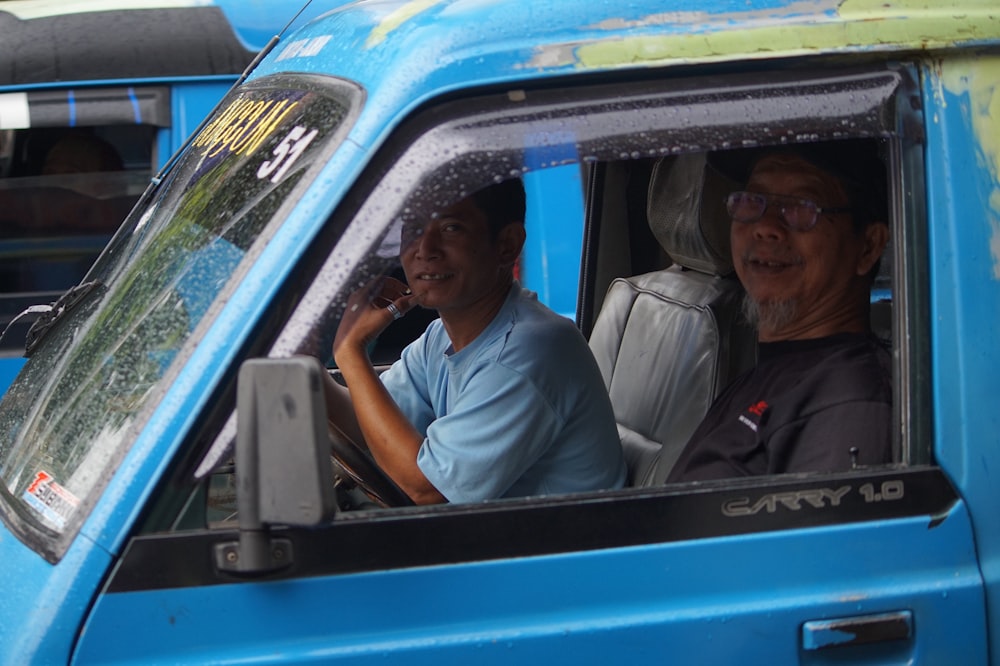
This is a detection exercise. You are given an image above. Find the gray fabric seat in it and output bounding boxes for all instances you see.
[589,153,757,486]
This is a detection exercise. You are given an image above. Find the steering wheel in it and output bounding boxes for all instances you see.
[328,423,414,508]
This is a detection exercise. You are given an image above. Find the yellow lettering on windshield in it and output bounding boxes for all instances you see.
[226,101,272,153]
[193,98,301,159]
[195,99,254,152]
[236,101,299,157]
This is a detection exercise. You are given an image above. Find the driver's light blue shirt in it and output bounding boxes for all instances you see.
[380,283,625,503]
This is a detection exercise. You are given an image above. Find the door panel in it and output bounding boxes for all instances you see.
[76,469,986,664]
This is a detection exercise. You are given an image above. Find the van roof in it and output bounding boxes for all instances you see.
[258,0,1000,90]
[0,1,285,86]
[248,0,999,152]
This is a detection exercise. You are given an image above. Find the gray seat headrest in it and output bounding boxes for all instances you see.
[646,153,740,276]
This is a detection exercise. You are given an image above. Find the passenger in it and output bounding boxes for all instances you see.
[326,179,626,504]
[41,131,123,175]
[667,140,893,482]
[7,131,127,236]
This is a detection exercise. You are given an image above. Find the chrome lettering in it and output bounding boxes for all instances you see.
[722,485,851,517]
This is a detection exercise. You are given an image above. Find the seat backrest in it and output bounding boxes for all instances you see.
[588,153,756,486]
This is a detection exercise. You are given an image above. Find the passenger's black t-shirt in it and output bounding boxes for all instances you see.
[666,333,893,482]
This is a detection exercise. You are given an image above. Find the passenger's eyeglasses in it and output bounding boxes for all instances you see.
[725,191,853,231]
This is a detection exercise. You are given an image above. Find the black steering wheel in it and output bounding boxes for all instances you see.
[328,423,414,508]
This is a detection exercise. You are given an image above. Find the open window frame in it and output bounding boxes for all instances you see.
[270,60,931,473]
[137,59,943,576]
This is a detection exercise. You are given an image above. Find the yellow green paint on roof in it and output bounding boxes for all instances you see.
[542,0,1000,70]
[366,0,445,49]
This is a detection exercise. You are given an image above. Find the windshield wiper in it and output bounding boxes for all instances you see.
[0,280,105,357]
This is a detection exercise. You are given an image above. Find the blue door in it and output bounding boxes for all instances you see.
[76,469,983,663]
[71,56,990,665]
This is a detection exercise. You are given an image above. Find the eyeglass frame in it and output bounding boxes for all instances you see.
[724,190,854,232]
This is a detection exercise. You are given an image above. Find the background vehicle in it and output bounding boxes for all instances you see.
[0,0,328,391]
[0,0,998,663]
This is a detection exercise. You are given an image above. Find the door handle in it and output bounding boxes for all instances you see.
[802,610,913,650]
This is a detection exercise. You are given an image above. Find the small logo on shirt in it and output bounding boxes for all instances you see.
[738,400,769,432]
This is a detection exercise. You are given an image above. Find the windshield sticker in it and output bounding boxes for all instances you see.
[257,125,319,183]
[192,97,300,159]
[23,471,79,529]
[275,35,332,61]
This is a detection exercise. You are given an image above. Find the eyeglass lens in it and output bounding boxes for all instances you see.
[726,192,818,231]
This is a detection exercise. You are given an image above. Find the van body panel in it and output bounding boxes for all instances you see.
[76,506,985,663]
[0,1,997,663]
[923,54,1000,654]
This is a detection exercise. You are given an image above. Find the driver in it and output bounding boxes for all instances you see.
[324,179,626,504]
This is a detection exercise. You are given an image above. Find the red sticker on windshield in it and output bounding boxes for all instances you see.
[23,470,79,529]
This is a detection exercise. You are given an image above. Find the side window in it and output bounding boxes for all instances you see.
[171,64,930,551]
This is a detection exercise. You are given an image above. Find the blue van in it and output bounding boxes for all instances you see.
[1,0,998,663]
[0,0,324,391]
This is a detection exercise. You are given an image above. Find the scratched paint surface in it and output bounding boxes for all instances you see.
[352,1,1000,71]
[939,58,1000,279]
[557,0,1000,70]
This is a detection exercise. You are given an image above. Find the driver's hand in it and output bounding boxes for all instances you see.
[333,276,416,361]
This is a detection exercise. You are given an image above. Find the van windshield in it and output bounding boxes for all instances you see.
[0,75,358,552]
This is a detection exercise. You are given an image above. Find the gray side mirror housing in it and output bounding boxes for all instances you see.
[215,356,338,575]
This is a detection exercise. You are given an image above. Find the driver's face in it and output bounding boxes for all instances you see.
[399,197,508,315]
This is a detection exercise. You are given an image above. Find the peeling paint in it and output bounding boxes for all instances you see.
[941,57,1000,279]
[366,0,444,49]
[841,0,1000,21]
[586,1,840,32]
[527,3,1000,71]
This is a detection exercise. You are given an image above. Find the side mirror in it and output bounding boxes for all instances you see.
[215,356,337,575]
